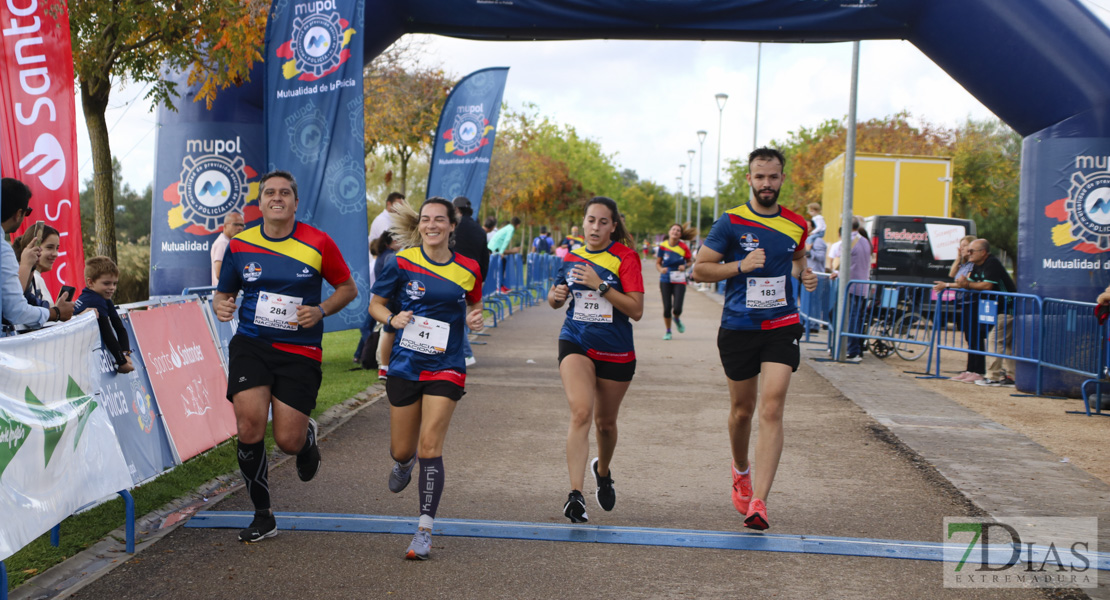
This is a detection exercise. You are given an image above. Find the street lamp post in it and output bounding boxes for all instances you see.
[674,175,683,223]
[677,164,686,223]
[686,149,695,225]
[696,130,707,242]
[714,93,728,222]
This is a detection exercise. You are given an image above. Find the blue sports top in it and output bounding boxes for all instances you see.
[555,242,645,363]
[217,222,351,361]
[656,240,691,284]
[703,202,808,331]
[370,246,483,386]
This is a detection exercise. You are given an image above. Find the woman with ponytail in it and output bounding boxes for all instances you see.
[369,197,485,560]
[655,223,696,340]
[547,196,644,523]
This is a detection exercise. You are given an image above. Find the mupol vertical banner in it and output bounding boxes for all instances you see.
[151,66,266,296]
[426,67,510,217]
[0,1,85,295]
[264,0,369,332]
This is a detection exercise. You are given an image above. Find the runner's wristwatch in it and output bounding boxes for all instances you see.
[597,282,610,296]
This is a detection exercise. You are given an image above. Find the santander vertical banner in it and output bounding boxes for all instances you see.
[263,0,369,332]
[426,67,509,217]
[0,0,84,294]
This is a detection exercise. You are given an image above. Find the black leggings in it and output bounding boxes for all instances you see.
[660,281,686,319]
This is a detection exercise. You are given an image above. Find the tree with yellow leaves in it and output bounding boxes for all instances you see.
[64,0,267,261]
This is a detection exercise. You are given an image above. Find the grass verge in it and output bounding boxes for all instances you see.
[4,329,376,592]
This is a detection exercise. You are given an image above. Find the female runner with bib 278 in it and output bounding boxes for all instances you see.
[548,197,644,523]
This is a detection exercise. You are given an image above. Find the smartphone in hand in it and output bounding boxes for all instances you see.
[32,220,44,245]
[58,285,76,303]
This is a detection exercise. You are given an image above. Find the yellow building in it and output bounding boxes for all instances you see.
[821,153,952,243]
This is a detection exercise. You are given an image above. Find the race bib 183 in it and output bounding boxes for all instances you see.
[745,276,786,309]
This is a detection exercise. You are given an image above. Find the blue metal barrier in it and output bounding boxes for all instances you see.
[829,280,937,367]
[797,272,833,349]
[932,288,1042,392]
[1039,298,1109,416]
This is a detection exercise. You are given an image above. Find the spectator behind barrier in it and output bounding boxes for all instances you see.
[532,226,554,255]
[933,235,985,383]
[11,222,61,308]
[211,212,245,286]
[960,238,1017,387]
[74,256,134,374]
[451,196,490,367]
[1,177,74,334]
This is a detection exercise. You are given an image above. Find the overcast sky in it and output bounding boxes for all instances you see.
[77,0,1110,197]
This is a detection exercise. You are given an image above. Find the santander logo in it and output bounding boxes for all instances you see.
[18,133,66,190]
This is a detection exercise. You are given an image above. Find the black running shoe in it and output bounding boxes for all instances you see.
[238,510,278,542]
[591,457,615,511]
[563,490,589,523]
[296,418,321,482]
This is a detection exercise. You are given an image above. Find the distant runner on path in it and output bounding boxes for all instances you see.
[548,197,644,524]
[692,147,817,531]
[655,223,695,340]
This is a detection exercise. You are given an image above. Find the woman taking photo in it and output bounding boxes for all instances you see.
[548,197,644,523]
[655,223,695,340]
[934,235,984,383]
[369,198,485,560]
[12,222,62,307]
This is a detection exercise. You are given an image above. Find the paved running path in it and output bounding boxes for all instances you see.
[46,259,1066,599]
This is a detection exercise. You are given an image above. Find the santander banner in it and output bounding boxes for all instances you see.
[0,0,84,294]
[129,301,236,462]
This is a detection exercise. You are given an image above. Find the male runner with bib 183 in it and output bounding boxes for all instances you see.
[692,148,817,531]
[369,197,485,560]
[215,170,357,543]
[548,197,644,524]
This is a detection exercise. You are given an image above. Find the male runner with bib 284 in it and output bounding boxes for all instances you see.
[215,170,357,543]
[692,148,817,531]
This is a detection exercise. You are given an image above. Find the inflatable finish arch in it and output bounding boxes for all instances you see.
[363,0,1110,300]
[360,0,1110,395]
[154,0,1110,392]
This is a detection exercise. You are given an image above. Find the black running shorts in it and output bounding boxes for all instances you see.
[558,339,636,382]
[717,324,803,382]
[386,377,465,407]
[226,335,322,416]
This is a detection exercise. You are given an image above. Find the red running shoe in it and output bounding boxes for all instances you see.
[731,464,753,515]
[744,498,769,531]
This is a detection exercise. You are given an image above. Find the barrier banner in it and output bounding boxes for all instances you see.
[263,0,369,332]
[92,313,177,485]
[151,66,266,295]
[425,67,510,217]
[0,0,85,295]
[0,314,133,562]
[128,302,235,462]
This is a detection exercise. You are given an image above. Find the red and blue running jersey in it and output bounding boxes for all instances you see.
[217,222,351,361]
[371,246,483,386]
[555,242,644,363]
[656,240,691,284]
[703,202,808,331]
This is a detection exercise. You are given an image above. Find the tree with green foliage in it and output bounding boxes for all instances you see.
[65,0,268,261]
[363,62,454,196]
[950,118,1021,260]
